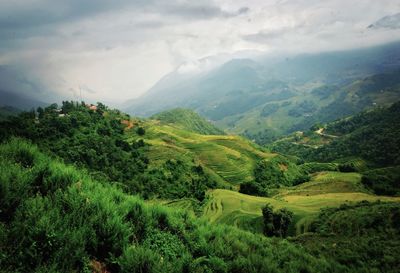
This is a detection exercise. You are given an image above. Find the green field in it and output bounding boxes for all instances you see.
[199,172,400,234]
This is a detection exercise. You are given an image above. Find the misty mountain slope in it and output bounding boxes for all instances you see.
[0,89,47,110]
[125,59,269,117]
[125,42,400,142]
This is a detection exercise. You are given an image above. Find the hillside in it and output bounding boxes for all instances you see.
[1,102,400,272]
[162,171,400,235]
[125,42,400,143]
[270,101,400,167]
[151,108,225,135]
[128,116,274,187]
[1,138,347,273]
[0,105,20,121]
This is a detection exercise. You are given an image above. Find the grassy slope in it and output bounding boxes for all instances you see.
[128,119,275,187]
[200,172,400,234]
[1,138,344,273]
[151,108,225,135]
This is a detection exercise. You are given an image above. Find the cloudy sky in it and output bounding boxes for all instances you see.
[0,0,399,105]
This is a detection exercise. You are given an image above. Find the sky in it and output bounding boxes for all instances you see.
[0,0,399,105]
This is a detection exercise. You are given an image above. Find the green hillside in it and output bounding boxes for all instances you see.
[270,101,400,167]
[1,138,345,273]
[128,117,275,187]
[198,172,400,235]
[294,201,400,273]
[151,108,225,135]
[1,101,400,272]
[222,69,400,143]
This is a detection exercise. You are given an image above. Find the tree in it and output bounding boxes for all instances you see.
[137,127,145,136]
[273,208,294,237]
[262,204,275,236]
[262,205,293,237]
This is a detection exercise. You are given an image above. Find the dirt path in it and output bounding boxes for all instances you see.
[315,128,338,138]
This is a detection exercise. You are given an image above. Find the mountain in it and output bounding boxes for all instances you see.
[270,101,400,168]
[124,41,400,142]
[0,105,21,120]
[150,108,225,135]
[0,89,48,110]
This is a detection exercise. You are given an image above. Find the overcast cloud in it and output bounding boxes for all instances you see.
[0,0,399,105]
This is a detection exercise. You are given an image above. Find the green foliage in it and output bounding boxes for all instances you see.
[239,181,268,196]
[151,108,225,135]
[271,102,400,168]
[0,106,20,121]
[0,139,344,273]
[0,102,215,200]
[137,127,146,136]
[361,166,400,196]
[307,102,400,166]
[253,155,309,189]
[242,128,279,145]
[117,246,163,273]
[262,204,294,237]
[295,201,400,273]
[300,162,338,173]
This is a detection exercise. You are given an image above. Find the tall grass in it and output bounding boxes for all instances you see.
[0,138,346,272]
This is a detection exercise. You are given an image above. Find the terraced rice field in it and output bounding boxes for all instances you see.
[201,172,400,234]
[129,121,274,186]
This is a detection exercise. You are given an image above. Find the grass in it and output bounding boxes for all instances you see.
[200,172,400,235]
[1,138,348,273]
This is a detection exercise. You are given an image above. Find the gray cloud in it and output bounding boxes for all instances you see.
[0,0,399,105]
[368,13,400,29]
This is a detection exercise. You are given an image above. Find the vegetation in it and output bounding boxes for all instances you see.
[151,108,225,135]
[128,117,274,187]
[294,201,400,273]
[262,204,293,237]
[1,97,400,272]
[271,101,400,167]
[253,156,308,188]
[0,105,20,121]
[201,172,400,236]
[0,138,347,273]
[361,166,400,196]
[0,102,214,200]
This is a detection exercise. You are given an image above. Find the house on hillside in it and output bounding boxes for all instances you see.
[86,104,97,111]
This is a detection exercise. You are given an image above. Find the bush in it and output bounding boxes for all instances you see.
[137,127,146,136]
[239,181,268,196]
[262,204,293,237]
[361,166,400,196]
[253,156,309,189]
